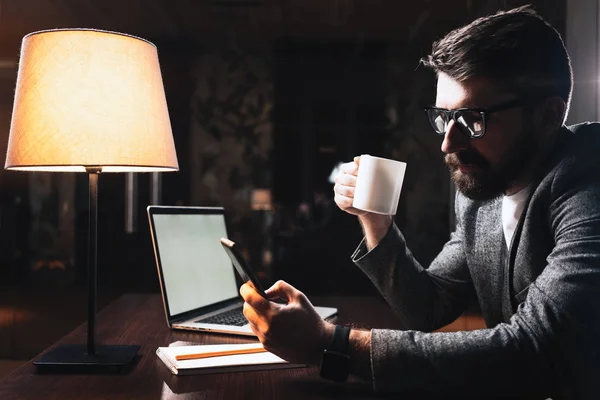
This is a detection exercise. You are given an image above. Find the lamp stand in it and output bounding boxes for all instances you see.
[34,169,140,373]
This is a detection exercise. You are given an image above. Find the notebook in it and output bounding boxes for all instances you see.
[156,341,305,375]
[147,205,338,336]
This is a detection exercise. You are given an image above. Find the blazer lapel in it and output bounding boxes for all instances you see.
[471,198,505,326]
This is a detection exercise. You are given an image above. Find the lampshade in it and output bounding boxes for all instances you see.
[5,29,178,172]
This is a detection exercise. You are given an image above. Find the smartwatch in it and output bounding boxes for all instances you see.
[319,325,351,382]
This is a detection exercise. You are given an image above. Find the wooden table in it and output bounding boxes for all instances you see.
[0,293,416,399]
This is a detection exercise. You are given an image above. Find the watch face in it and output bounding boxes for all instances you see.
[319,350,350,382]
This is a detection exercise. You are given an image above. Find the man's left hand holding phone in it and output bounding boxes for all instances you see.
[221,237,335,365]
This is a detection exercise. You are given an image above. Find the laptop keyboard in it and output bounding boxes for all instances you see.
[196,307,247,326]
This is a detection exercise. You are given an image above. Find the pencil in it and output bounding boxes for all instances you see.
[175,345,267,361]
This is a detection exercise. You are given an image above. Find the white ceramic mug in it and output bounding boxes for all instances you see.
[352,154,407,215]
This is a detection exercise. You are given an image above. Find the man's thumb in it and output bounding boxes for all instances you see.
[265,280,295,302]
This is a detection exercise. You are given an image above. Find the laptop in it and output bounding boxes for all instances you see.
[147,205,338,336]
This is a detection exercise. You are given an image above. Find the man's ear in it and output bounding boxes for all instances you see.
[533,96,566,133]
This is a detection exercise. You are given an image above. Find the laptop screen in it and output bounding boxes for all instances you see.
[150,209,239,316]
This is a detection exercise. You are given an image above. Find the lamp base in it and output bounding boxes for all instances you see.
[34,344,140,374]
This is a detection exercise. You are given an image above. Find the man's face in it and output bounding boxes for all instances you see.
[435,73,538,200]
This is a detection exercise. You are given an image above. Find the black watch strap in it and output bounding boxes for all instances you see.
[329,325,351,354]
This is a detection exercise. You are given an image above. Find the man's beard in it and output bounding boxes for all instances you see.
[445,122,537,201]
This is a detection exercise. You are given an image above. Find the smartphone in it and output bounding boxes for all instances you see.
[220,237,271,301]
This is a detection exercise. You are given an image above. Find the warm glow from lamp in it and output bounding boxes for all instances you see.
[4,29,178,373]
[5,29,178,173]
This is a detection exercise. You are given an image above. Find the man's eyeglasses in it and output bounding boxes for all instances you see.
[424,98,528,138]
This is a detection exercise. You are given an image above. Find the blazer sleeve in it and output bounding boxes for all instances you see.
[365,170,600,398]
[352,198,476,332]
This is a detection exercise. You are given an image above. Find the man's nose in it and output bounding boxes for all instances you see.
[441,120,469,154]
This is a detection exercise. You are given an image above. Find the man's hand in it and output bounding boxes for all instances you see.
[334,156,369,216]
[334,156,393,249]
[240,280,335,365]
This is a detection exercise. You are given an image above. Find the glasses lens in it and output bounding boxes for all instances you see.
[426,109,447,135]
[455,110,485,138]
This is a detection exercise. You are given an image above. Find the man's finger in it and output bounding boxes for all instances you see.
[334,193,354,209]
[240,282,271,311]
[334,173,357,187]
[242,302,270,332]
[246,319,264,342]
[265,280,299,302]
[334,182,355,198]
[239,282,252,300]
[340,161,359,175]
[242,301,256,323]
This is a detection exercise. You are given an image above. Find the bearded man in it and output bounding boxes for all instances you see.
[240,6,599,399]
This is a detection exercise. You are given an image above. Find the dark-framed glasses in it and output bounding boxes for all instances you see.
[424,98,528,138]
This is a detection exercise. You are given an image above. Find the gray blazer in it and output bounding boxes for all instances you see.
[352,123,600,399]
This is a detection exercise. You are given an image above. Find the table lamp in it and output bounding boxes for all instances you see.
[4,29,179,373]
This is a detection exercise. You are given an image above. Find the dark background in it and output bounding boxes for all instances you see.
[0,0,566,365]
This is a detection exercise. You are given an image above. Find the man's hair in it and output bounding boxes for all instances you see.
[421,5,573,113]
